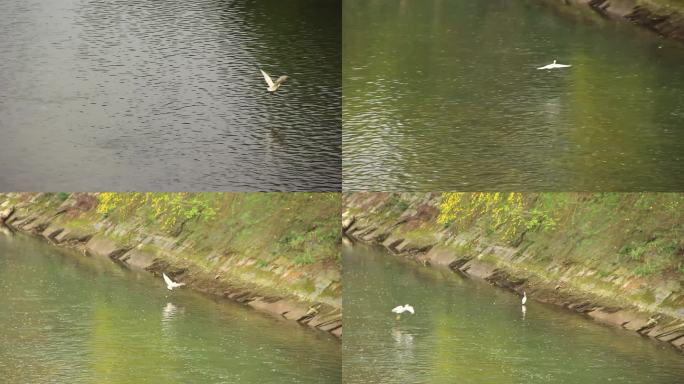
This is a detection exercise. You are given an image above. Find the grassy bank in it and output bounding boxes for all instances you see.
[437,193,684,280]
[94,192,341,268]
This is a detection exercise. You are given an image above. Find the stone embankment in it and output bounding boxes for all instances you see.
[550,0,684,43]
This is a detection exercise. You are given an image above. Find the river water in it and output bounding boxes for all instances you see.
[343,244,684,384]
[0,0,341,191]
[0,234,341,383]
[343,0,684,191]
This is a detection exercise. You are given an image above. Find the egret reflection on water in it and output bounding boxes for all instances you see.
[163,302,178,322]
[391,327,414,347]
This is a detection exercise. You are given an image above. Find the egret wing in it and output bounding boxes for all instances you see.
[406,305,415,314]
[163,273,173,286]
[274,75,288,86]
[260,69,274,87]
[391,306,403,313]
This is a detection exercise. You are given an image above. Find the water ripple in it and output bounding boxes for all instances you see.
[0,0,341,191]
[343,0,684,191]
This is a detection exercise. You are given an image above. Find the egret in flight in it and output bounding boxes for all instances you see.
[537,60,571,70]
[163,273,185,291]
[260,69,288,92]
[392,304,415,320]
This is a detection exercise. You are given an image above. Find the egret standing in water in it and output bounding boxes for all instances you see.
[521,291,528,319]
[163,273,185,291]
[260,69,288,92]
[537,60,571,70]
[392,304,415,320]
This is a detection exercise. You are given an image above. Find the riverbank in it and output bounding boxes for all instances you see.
[343,193,684,351]
[0,193,341,338]
[542,0,684,43]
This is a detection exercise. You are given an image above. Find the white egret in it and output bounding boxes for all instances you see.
[537,60,571,70]
[260,69,288,92]
[522,291,527,305]
[391,304,415,320]
[163,273,185,291]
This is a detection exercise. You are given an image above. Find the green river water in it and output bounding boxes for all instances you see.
[0,233,341,383]
[343,0,684,191]
[343,244,684,384]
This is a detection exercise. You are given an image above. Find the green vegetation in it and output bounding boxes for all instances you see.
[2,192,341,267]
[437,193,684,279]
[639,0,684,15]
[380,193,413,216]
[94,192,341,266]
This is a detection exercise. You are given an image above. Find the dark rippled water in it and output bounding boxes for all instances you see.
[0,0,341,191]
[343,0,684,191]
[343,244,684,384]
[0,233,341,383]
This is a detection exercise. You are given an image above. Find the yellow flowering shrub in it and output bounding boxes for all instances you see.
[438,192,555,240]
[97,192,216,232]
